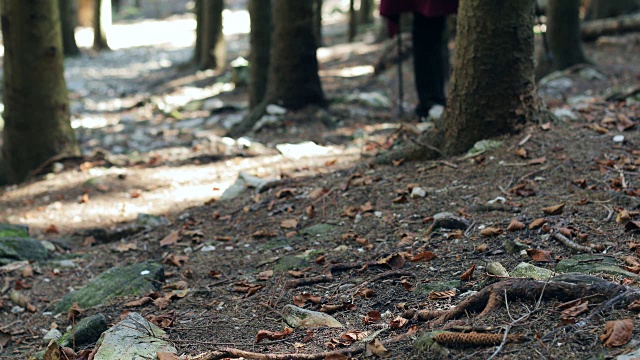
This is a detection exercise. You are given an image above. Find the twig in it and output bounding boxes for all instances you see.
[408,137,444,156]
[552,232,594,253]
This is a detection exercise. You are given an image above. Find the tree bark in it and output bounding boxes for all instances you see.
[313,0,323,47]
[93,0,111,51]
[0,0,80,184]
[585,0,640,20]
[348,0,356,42]
[358,0,374,25]
[59,0,80,56]
[197,0,226,71]
[582,12,640,41]
[536,0,589,78]
[248,0,271,109]
[228,0,325,136]
[193,0,203,63]
[380,0,547,162]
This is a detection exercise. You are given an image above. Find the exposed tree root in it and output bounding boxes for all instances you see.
[429,273,627,326]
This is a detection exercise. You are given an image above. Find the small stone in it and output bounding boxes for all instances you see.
[43,329,62,344]
[486,262,509,277]
[510,262,554,280]
[503,238,529,254]
[282,304,343,328]
[410,187,427,198]
[52,162,65,173]
[427,212,470,234]
[201,245,216,252]
[266,104,287,115]
[613,135,625,143]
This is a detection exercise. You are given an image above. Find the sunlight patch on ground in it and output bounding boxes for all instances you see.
[319,65,374,78]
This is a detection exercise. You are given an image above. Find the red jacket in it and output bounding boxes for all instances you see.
[380,0,458,35]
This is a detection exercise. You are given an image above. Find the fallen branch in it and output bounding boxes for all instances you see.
[552,232,594,253]
[582,12,640,41]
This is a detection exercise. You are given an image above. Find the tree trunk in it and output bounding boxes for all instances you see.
[248,0,271,109]
[0,0,80,184]
[358,0,374,25]
[193,0,203,63]
[585,0,640,20]
[93,0,111,51]
[348,0,356,42]
[59,0,80,56]
[582,12,640,41]
[198,0,226,70]
[313,0,323,46]
[536,0,589,78]
[77,0,93,27]
[228,0,325,136]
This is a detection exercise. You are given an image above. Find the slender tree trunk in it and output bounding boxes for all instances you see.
[248,0,271,109]
[198,0,226,70]
[193,0,203,63]
[0,0,80,184]
[536,0,590,78]
[93,0,111,51]
[228,0,325,136]
[348,0,357,42]
[59,0,80,56]
[358,0,374,25]
[77,0,93,27]
[313,0,323,46]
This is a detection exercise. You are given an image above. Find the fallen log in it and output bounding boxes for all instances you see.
[582,12,640,41]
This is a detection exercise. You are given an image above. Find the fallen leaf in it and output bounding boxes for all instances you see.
[600,318,633,347]
[157,352,179,360]
[476,243,488,252]
[43,340,60,360]
[0,329,11,348]
[255,328,293,343]
[480,227,503,237]
[625,221,640,232]
[163,253,188,267]
[115,242,137,252]
[341,206,358,218]
[366,338,390,358]
[389,316,408,329]
[529,218,547,229]
[540,122,551,130]
[617,209,631,224]
[410,251,437,262]
[542,203,565,215]
[560,302,589,324]
[358,288,375,298]
[460,264,476,281]
[315,255,326,264]
[280,219,298,229]
[507,219,525,232]
[159,231,180,247]
[515,148,528,158]
[377,254,405,269]
[527,249,553,262]
[308,187,329,200]
[528,156,546,165]
[360,202,374,213]
[363,310,381,324]
[79,193,90,204]
[123,296,153,307]
[45,224,60,235]
[153,297,170,310]
[429,290,456,299]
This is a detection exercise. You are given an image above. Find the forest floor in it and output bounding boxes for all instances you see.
[2,10,640,360]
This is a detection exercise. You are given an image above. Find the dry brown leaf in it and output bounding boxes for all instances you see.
[515,148,528,158]
[389,316,408,329]
[45,224,60,235]
[360,202,374,213]
[377,253,405,269]
[460,264,476,281]
[153,297,170,310]
[341,206,358,218]
[315,255,325,264]
[529,218,547,229]
[410,251,437,262]
[480,227,503,237]
[43,340,60,360]
[526,248,553,262]
[363,310,381,324]
[507,219,525,232]
[542,203,565,215]
[600,318,633,347]
[617,209,631,224]
[123,296,153,307]
[625,221,640,232]
[115,242,137,252]
[159,231,180,247]
[540,122,552,130]
[157,352,179,360]
[22,264,33,278]
[560,302,589,324]
[258,270,274,280]
[366,338,390,358]
[280,219,298,229]
[305,205,315,218]
[429,290,456,299]
[308,188,329,200]
[476,243,488,252]
[358,288,375,298]
[628,299,640,311]
[255,327,293,343]
[528,156,546,165]
[163,254,188,267]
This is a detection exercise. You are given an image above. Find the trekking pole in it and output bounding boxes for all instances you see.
[396,31,404,117]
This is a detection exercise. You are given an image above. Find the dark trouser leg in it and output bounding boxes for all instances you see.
[412,13,447,117]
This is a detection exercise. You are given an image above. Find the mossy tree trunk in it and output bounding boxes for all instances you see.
[59,0,80,56]
[348,0,356,42]
[197,0,226,71]
[228,0,325,136]
[248,0,271,109]
[0,0,80,184]
[382,0,547,162]
[313,0,323,46]
[536,0,590,78]
[93,0,111,51]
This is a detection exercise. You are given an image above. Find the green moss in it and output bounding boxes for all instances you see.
[0,223,29,238]
[0,237,48,265]
[413,280,462,296]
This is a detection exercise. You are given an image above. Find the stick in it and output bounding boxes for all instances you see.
[396,32,404,117]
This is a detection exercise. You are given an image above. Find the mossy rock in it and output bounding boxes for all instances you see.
[413,330,450,358]
[262,237,290,250]
[0,237,48,265]
[53,262,164,314]
[414,280,462,296]
[555,254,636,278]
[511,262,554,280]
[274,255,309,273]
[301,223,339,240]
[0,223,29,238]
[59,313,108,349]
